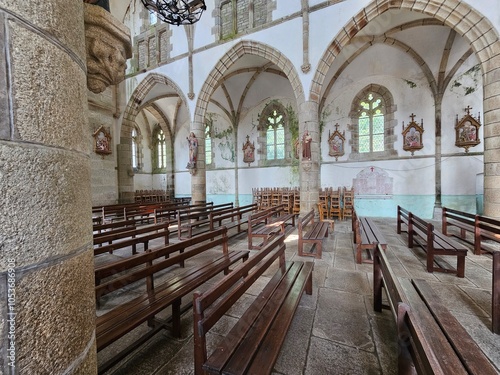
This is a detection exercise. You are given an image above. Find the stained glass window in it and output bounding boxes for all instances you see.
[131,127,138,169]
[153,125,167,170]
[266,110,285,160]
[358,94,385,153]
[205,124,212,165]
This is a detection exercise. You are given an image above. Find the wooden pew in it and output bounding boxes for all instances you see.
[193,235,313,375]
[432,207,500,257]
[408,211,468,277]
[95,227,249,374]
[93,222,169,256]
[176,202,234,240]
[397,205,410,234]
[93,219,136,236]
[373,245,498,374]
[209,203,258,235]
[247,204,296,250]
[153,202,214,224]
[354,216,387,264]
[297,209,329,258]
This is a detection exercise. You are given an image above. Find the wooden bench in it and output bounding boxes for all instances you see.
[442,207,500,255]
[373,245,497,374]
[93,222,169,256]
[193,234,313,375]
[177,202,234,240]
[154,202,214,224]
[247,205,296,250]
[297,209,329,258]
[209,203,258,235]
[354,216,387,264]
[95,227,249,373]
[397,205,410,234]
[408,211,468,277]
[93,219,136,236]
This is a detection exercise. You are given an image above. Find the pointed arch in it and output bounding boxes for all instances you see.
[194,40,305,125]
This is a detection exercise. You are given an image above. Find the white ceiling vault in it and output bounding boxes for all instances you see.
[111,2,477,136]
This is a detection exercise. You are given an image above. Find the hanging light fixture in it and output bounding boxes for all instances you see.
[141,0,206,26]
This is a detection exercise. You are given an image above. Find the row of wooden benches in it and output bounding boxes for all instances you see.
[93,203,295,257]
[95,228,314,375]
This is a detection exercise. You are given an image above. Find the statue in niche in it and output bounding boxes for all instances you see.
[402,113,424,156]
[328,123,345,161]
[93,125,112,155]
[455,106,481,153]
[242,135,255,166]
[186,132,198,171]
[302,130,312,160]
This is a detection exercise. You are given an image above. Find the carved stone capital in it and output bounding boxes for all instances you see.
[84,4,132,93]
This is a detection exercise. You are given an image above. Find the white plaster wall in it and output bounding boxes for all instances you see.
[442,156,484,195]
[321,158,437,196]
[238,167,299,195]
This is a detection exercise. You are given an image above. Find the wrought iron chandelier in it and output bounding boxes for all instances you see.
[141,0,206,26]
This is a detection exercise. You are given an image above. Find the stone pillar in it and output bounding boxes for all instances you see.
[191,120,206,203]
[0,2,97,374]
[299,101,320,213]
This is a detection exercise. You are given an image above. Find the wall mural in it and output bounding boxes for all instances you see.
[353,166,393,196]
[402,113,424,156]
[328,123,345,161]
[455,105,481,153]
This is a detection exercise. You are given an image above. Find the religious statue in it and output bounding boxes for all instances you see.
[186,132,198,170]
[302,130,312,160]
[242,135,255,166]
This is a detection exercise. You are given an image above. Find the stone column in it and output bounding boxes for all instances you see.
[0,2,97,374]
[299,101,320,213]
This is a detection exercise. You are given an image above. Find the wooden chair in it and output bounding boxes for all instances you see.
[317,202,334,234]
[329,187,342,220]
[292,188,301,215]
[343,186,354,220]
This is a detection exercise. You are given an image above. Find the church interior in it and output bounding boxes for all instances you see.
[2,0,500,374]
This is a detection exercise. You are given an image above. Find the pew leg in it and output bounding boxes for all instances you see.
[457,255,465,278]
[172,299,182,338]
[427,251,434,273]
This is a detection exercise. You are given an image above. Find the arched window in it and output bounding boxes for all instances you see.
[266,109,285,160]
[349,85,396,160]
[153,125,167,171]
[131,127,139,169]
[205,122,213,166]
[130,125,143,171]
[358,93,384,153]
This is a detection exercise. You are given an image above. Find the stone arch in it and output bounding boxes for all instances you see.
[190,40,306,203]
[310,0,500,216]
[118,73,189,202]
[195,40,305,125]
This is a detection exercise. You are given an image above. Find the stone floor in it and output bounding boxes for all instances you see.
[96,218,500,375]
